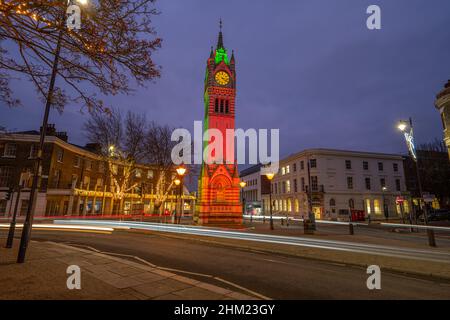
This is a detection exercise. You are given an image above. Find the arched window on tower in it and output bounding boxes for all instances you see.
[220,99,224,113]
[215,98,219,113]
[225,100,229,113]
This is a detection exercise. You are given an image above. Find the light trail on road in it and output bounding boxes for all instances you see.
[53,220,450,264]
[0,223,114,234]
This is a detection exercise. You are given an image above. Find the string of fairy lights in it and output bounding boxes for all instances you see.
[0,1,106,54]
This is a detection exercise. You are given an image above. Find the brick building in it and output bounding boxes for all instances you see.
[0,125,194,218]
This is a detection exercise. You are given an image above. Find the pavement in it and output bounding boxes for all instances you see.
[0,240,257,300]
[12,229,450,299]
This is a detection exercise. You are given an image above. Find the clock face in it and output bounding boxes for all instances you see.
[215,71,230,86]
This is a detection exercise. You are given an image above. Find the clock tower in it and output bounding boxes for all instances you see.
[195,22,243,227]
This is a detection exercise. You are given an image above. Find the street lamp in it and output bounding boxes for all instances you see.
[17,0,90,263]
[239,181,247,221]
[382,186,388,222]
[397,118,436,246]
[175,165,186,224]
[265,172,275,230]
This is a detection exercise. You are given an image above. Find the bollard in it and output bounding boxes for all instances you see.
[349,223,354,235]
[427,229,436,247]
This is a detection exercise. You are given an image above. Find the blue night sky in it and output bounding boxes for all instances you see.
[1,0,450,159]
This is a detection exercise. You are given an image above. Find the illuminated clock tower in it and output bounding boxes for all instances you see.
[196,22,243,227]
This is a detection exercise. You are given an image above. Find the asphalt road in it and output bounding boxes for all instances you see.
[6,229,450,300]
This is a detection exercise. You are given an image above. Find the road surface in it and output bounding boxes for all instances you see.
[4,228,449,300]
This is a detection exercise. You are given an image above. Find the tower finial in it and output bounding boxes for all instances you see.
[217,19,224,49]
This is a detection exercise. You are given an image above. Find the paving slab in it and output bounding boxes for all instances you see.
[0,240,258,300]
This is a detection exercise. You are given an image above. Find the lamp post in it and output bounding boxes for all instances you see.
[397,118,436,246]
[265,172,275,230]
[17,0,90,263]
[176,165,186,224]
[239,181,247,221]
[382,186,388,222]
[174,178,181,224]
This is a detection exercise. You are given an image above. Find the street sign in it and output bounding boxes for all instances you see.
[395,196,404,204]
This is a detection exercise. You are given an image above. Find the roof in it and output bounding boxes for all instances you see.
[240,164,263,177]
[283,148,404,163]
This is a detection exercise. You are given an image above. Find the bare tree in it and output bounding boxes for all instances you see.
[143,121,178,213]
[84,108,145,212]
[0,0,161,111]
[419,138,447,153]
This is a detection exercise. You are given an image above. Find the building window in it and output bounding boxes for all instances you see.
[29,145,38,159]
[404,200,410,214]
[98,162,105,173]
[111,164,118,175]
[349,199,355,209]
[282,181,286,193]
[395,179,401,191]
[380,178,386,189]
[393,163,399,172]
[345,160,352,170]
[225,100,229,113]
[286,180,291,193]
[0,166,13,187]
[286,165,290,174]
[301,177,305,191]
[310,159,317,168]
[365,177,371,190]
[73,156,81,168]
[311,176,318,191]
[293,179,298,193]
[56,149,64,163]
[281,167,286,175]
[366,199,371,214]
[3,143,17,158]
[363,161,369,170]
[215,98,219,113]
[83,176,90,189]
[295,199,299,213]
[374,199,381,214]
[71,174,78,188]
[300,161,304,170]
[85,160,92,170]
[378,162,384,171]
[293,163,297,172]
[220,99,224,113]
[329,198,336,207]
[274,183,277,194]
[135,169,142,178]
[287,198,292,212]
[52,169,61,188]
[347,177,353,189]
[147,170,154,179]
